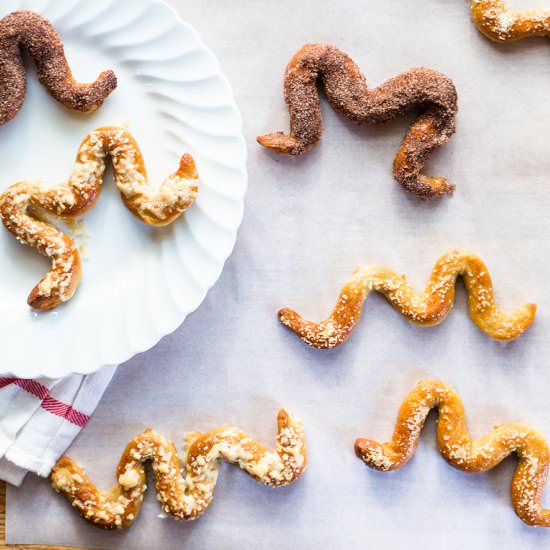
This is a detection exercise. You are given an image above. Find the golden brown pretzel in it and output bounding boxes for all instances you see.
[0,126,199,310]
[355,380,550,527]
[0,11,117,125]
[471,0,550,42]
[278,249,536,349]
[257,44,458,200]
[51,409,306,529]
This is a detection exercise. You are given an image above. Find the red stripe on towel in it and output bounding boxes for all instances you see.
[0,377,90,427]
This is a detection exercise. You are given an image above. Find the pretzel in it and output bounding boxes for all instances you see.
[0,11,117,126]
[355,380,550,527]
[51,409,306,529]
[257,44,458,200]
[471,0,550,42]
[0,126,199,310]
[278,249,536,349]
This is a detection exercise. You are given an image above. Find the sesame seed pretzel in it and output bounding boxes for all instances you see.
[355,380,550,527]
[0,126,199,310]
[278,249,536,349]
[51,409,306,529]
[257,44,458,200]
[471,0,550,42]
[0,11,117,126]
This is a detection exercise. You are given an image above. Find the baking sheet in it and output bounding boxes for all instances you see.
[6,0,550,547]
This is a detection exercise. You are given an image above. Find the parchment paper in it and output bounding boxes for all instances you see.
[7,0,550,547]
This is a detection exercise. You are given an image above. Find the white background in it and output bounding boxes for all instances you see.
[7,0,550,548]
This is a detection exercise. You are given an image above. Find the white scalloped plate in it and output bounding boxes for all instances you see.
[0,0,247,377]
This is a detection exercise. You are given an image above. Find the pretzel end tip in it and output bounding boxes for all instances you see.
[51,456,81,494]
[354,438,371,459]
[501,303,537,341]
[278,307,294,322]
[278,308,304,333]
[354,438,397,471]
[520,302,537,332]
[98,69,118,89]
[277,408,292,426]
[257,133,303,155]
[177,153,198,179]
[27,287,61,310]
[425,177,455,199]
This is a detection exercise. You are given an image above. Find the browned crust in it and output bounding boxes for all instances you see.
[471,0,550,42]
[0,10,117,125]
[278,249,536,348]
[0,126,199,310]
[257,44,458,200]
[51,409,306,529]
[355,380,550,527]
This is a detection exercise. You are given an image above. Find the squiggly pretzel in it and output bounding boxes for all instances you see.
[278,249,536,349]
[471,0,550,42]
[0,126,199,310]
[0,11,117,125]
[51,409,306,529]
[355,380,550,527]
[257,44,458,200]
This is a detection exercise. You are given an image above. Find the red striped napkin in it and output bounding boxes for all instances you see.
[0,367,116,485]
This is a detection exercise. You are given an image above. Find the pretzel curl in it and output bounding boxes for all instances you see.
[51,409,306,529]
[471,0,550,42]
[0,11,117,126]
[355,380,550,527]
[0,126,199,310]
[278,249,535,349]
[257,44,458,199]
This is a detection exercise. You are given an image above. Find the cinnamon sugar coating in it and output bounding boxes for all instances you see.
[0,10,117,125]
[257,44,458,199]
[471,0,550,42]
[355,380,550,527]
[51,409,306,529]
[278,249,536,349]
[0,126,199,310]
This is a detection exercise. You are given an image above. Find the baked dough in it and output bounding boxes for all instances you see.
[355,380,550,527]
[51,409,306,529]
[257,44,458,200]
[0,126,199,310]
[0,11,117,126]
[279,249,536,348]
[471,0,550,42]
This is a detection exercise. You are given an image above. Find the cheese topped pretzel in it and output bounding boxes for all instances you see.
[51,409,306,529]
[355,380,550,527]
[279,249,536,349]
[471,0,550,42]
[0,126,199,310]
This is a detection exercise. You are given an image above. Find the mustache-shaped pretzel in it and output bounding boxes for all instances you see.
[355,380,550,527]
[0,126,199,310]
[471,0,550,42]
[257,44,458,200]
[51,409,306,529]
[278,249,536,349]
[0,11,117,126]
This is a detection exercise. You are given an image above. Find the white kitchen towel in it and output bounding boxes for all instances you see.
[0,367,116,486]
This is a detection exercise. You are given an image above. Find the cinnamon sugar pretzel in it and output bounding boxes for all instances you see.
[51,409,306,529]
[257,44,458,199]
[279,249,536,349]
[471,0,550,42]
[0,126,199,310]
[355,380,550,527]
[0,11,117,125]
